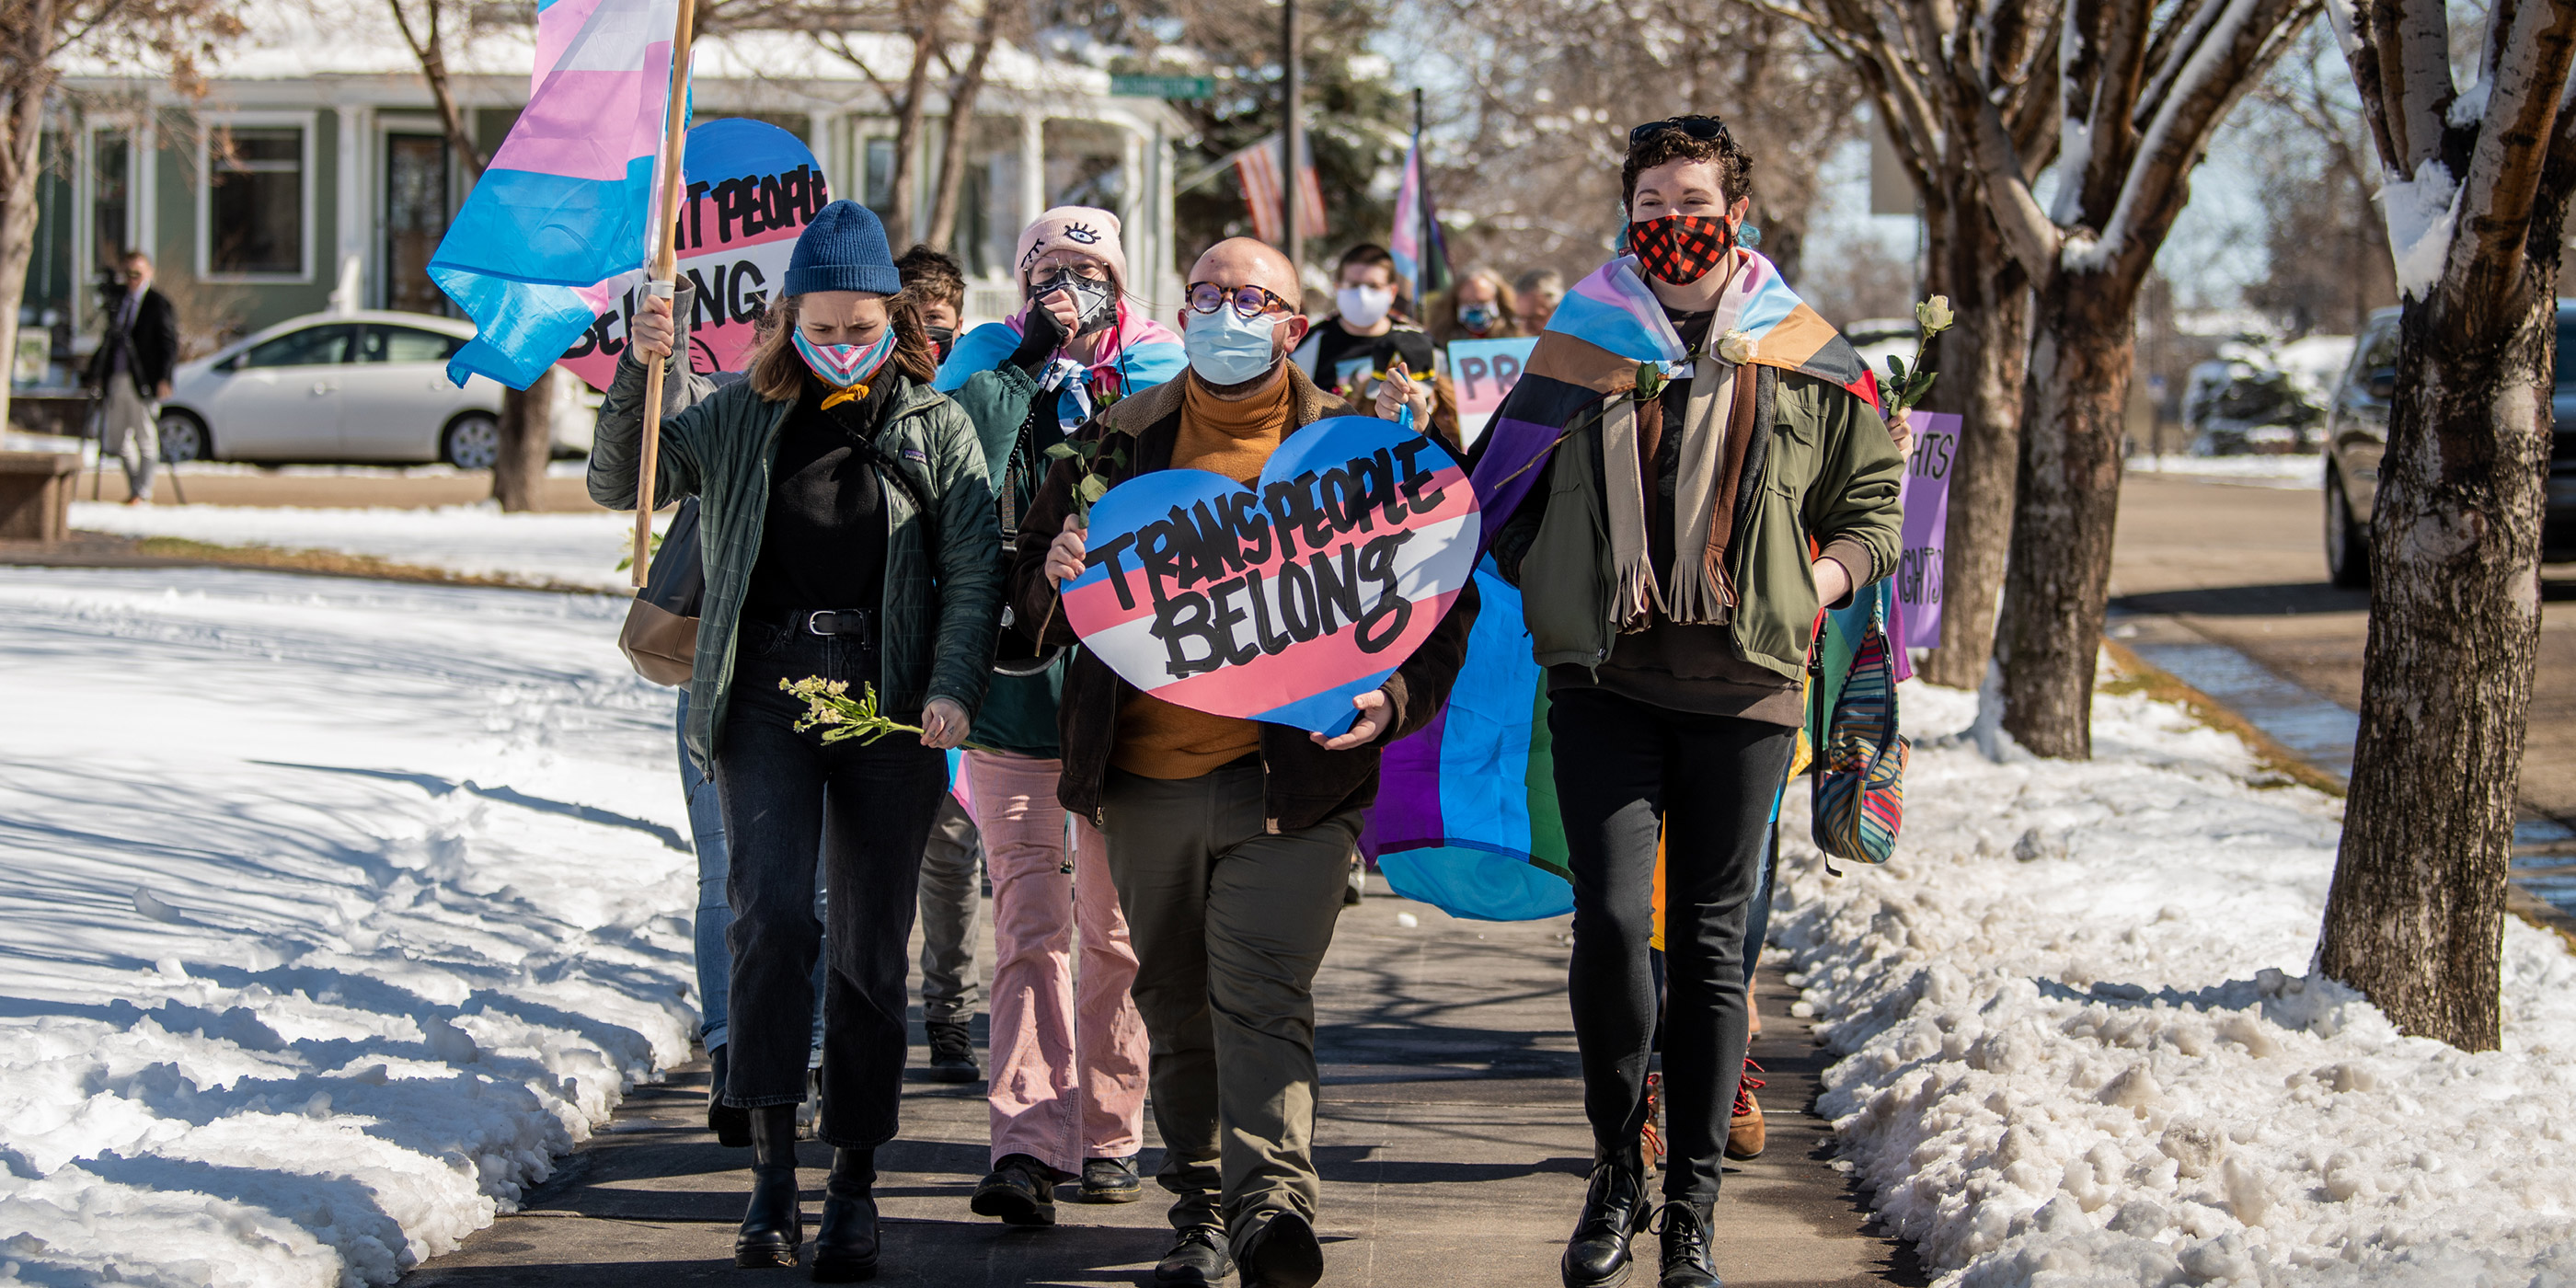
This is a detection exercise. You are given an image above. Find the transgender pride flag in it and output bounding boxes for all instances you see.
[1387,132,1449,305]
[431,0,685,389]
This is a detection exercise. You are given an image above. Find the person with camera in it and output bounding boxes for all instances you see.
[932,207,1180,1225]
[86,249,179,504]
[590,200,999,1281]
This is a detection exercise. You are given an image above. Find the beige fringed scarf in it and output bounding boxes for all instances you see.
[1600,352,1761,632]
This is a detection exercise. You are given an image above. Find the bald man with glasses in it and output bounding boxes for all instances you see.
[1004,238,1478,1287]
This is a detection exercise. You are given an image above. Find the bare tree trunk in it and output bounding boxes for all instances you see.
[1998,272,2134,758]
[924,2,998,253]
[0,1,58,433]
[387,0,489,178]
[2317,288,2553,1052]
[493,363,558,512]
[1918,186,2030,689]
[880,0,943,248]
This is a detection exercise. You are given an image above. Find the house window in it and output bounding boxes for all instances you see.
[92,131,132,276]
[863,135,898,218]
[209,125,305,276]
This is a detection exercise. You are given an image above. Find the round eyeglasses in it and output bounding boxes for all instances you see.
[1187,282,1298,319]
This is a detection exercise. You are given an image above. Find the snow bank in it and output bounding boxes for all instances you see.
[0,568,696,1285]
[69,501,665,592]
[2126,454,2324,489]
[1775,680,2576,1286]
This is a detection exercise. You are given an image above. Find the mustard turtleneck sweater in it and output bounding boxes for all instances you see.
[1110,371,1295,779]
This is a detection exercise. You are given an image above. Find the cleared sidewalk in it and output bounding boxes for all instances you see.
[400,880,1922,1286]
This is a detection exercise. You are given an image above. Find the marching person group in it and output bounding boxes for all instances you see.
[589,114,1906,1288]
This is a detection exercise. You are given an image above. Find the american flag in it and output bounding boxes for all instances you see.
[1228,133,1328,247]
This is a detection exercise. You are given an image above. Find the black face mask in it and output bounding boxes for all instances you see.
[926,326,957,363]
[1031,269,1120,338]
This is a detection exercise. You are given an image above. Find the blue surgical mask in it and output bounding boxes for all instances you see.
[1183,307,1285,386]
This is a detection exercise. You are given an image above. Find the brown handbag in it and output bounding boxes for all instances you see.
[620,495,703,685]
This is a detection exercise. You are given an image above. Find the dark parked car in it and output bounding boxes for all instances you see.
[2323,304,2576,587]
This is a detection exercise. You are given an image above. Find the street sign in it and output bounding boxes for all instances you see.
[1111,75,1215,99]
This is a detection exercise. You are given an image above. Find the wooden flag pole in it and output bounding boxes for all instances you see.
[632,0,698,589]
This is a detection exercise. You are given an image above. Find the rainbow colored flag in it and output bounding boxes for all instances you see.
[1368,251,1878,921]
[431,0,686,389]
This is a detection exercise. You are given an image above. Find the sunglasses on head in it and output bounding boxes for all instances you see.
[1628,115,1733,146]
[1186,282,1298,319]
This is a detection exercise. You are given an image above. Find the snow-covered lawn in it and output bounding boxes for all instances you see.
[68,501,662,593]
[2125,454,2326,490]
[0,567,694,1286]
[1776,680,2576,1286]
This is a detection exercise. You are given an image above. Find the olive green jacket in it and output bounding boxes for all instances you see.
[1493,367,1904,678]
[589,350,1001,765]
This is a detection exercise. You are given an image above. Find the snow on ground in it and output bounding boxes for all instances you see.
[1774,678,2576,1287]
[0,567,696,1285]
[2125,454,2326,489]
[69,501,664,592]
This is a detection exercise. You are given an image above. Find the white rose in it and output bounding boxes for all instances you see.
[1716,329,1757,364]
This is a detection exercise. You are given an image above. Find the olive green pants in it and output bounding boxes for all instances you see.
[1100,763,1360,1245]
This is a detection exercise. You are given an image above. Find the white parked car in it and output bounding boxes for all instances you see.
[157,310,595,468]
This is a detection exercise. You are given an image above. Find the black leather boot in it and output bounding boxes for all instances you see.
[1655,1200,1720,1288]
[1561,1153,1651,1288]
[811,1146,879,1282]
[735,1105,802,1268]
[708,1045,751,1148]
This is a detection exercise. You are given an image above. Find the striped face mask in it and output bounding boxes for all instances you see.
[794,328,897,409]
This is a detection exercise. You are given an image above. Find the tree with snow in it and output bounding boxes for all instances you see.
[1745,0,2061,691]
[1958,0,2320,759]
[2313,0,2576,1052]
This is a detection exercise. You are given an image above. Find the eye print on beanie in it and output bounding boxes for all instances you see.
[1061,223,1103,245]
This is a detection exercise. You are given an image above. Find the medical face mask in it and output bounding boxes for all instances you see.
[1625,213,1735,285]
[1031,269,1120,338]
[794,327,898,409]
[1183,306,1285,387]
[1335,284,1395,328]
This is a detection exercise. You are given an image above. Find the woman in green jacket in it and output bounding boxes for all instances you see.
[589,201,999,1280]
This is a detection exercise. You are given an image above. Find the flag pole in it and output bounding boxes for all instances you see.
[1412,86,1427,305]
[632,0,697,589]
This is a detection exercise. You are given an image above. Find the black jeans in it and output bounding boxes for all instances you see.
[1551,686,1795,1204]
[714,617,948,1149]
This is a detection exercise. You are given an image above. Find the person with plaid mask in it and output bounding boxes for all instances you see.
[1477,117,1906,1288]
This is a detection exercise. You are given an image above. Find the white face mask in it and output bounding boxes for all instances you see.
[1335,284,1395,328]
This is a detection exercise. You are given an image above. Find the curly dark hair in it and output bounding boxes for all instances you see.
[1620,121,1754,213]
[894,244,967,310]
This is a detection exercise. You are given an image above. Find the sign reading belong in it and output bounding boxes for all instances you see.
[1062,417,1483,737]
[561,119,828,390]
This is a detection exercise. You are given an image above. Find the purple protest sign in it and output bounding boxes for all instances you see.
[1894,410,1960,650]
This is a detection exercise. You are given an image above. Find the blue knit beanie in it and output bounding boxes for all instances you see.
[784,201,902,296]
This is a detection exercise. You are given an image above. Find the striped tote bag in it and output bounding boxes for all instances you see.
[1811,589,1907,864]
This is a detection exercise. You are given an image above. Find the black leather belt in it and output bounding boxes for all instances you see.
[764,608,878,638]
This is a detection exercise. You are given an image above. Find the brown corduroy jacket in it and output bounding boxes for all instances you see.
[1004,362,1480,833]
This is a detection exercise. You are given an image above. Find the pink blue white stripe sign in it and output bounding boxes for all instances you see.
[1060,417,1482,737]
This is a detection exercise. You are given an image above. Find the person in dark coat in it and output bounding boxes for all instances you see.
[86,250,180,504]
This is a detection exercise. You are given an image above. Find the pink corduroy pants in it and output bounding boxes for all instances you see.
[965,749,1150,1173]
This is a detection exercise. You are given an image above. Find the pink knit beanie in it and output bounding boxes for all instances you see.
[1014,206,1130,294]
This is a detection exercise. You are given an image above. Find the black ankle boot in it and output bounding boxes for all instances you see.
[811,1147,879,1282]
[1561,1153,1650,1288]
[736,1105,802,1268]
[1654,1200,1719,1288]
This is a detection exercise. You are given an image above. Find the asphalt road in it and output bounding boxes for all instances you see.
[2109,470,2576,828]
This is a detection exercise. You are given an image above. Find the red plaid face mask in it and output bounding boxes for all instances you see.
[1626,214,1734,284]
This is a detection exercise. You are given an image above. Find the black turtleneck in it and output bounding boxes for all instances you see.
[742,374,898,615]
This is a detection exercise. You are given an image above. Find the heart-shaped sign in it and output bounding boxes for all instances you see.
[1061,415,1483,736]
